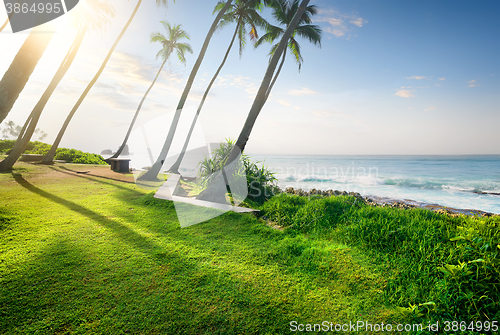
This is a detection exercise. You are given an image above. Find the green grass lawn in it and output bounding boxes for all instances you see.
[1,163,403,334]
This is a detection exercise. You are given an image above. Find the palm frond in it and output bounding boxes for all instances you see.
[151,21,193,62]
[295,24,322,47]
[288,37,303,70]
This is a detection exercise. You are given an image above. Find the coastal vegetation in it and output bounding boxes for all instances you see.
[263,193,500,326]
[2,160,498,333]
[197,140,279,204]
[0,140,107,165]
[2,0,497,333]
[0,163,400,333]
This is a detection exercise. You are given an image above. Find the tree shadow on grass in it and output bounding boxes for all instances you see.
[5,174,308,333]
[11,173,164,254]
[56,165,136,184]
[48,166,137,194]
[50,166,164,192]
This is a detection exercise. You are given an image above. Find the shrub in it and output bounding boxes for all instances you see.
[54,148,107,165]
[0,140,107,165]
[197,140,278,204]
[0,140,16,154]
[23,141,52,154]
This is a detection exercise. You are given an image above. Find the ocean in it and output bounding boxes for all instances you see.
[250,154,500,214]
[127,151,500,214]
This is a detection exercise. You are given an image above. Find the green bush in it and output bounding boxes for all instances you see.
[24,141,52,154]
[0,140,16,154]
[0,140,107,165]
[198,139,278,204]
[54,148,107,165]
[262,194,500,324]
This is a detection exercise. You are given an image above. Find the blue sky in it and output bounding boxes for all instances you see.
[1,0,499,158]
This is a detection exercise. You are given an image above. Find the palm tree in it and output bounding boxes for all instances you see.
[257,0,321,102]
[0,6,14,33]
[107,21,192,160]
[40,0,173,165]
[226,0,314,164]
[139,0,234,181]
[0,26,53,124]
[0,0,114,171]
[167,0,268,174]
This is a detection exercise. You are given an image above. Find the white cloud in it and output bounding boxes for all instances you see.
[316,9,367,39]
[288,87,318,96]
[424,106,437,112]
[394,89,415,98]
[277,99,292,107]
[350,18,365,27]
[406,75,426,80]
[213,74,258,96]
[438,77,446,81]
[467,80,479,87]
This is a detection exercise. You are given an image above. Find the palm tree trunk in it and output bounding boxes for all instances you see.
[0,26,53,124]
[139,0,234,181]
[0,22,88,171]
[41,0,144,164]
[264,48,285,103]
[109,57,168,160]
[167,21,240,174]
[0,0,17,33]
[226,0,309,165]
[0,17,10,33]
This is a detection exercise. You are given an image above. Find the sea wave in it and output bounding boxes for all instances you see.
[279,174,383,186]
[278,174,500,195]
[382,177,500,193]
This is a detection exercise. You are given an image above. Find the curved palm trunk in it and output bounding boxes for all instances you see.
[0,26,53,124]
[139,0,233,181]
[0,17,10,33]
[167,21,240,174]
[41,0,143,164]
[0,22,88,171]
[109,57,168,160]
[0,0,17,33]
[226,0,309,164]
[263,49,285,103]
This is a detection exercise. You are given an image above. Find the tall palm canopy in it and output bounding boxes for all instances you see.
[139,0,234,181]
[224,0,315,165]
[214,0,268,57]
[166,0,269,174]
[151,21,193,65]
[256,0,321,70]
[109,21,192,160]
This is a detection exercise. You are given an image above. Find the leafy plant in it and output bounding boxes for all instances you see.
[54,148,107,165]
[0,140,107,165]
[197,139,278,204]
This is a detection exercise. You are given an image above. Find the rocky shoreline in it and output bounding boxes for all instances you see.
[280,187,498,217]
